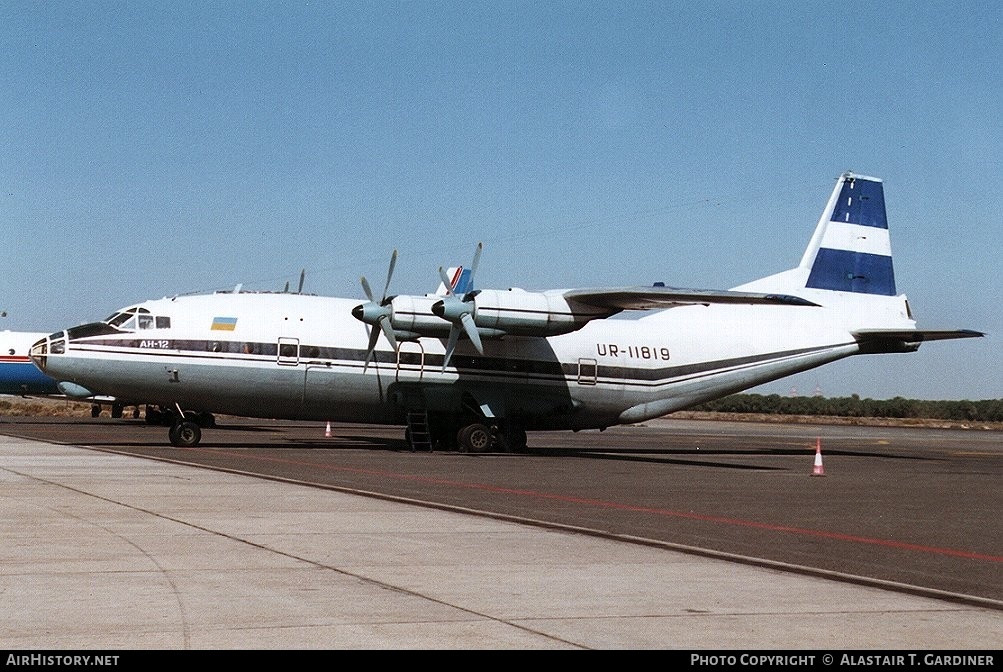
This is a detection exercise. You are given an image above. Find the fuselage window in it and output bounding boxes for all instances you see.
[156,316,171,329]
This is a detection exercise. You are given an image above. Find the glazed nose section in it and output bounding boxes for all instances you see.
[30,331,66,372]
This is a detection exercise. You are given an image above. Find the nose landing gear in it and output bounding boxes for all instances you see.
[168,420,202,447]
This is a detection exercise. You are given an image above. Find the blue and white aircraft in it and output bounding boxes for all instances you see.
[30,173,984,450]
[1,329,144,418]
[1,330,59,396]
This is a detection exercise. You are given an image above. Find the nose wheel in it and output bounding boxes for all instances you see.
[168,420,202,447]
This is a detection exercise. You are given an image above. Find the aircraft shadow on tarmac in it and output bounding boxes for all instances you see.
[49,418,938,470]
[236,432,937,472]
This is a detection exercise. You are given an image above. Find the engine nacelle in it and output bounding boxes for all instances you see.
[357,289,616,341]
[466,288,613,336]
[386,295,453,335]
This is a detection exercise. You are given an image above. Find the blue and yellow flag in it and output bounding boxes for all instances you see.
[211,317,238,331]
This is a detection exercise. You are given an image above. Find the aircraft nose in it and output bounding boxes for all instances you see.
[30,336,49,371]
[29,331,66,371]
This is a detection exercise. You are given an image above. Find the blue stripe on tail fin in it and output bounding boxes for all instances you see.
[829,176,887,228]
[807,249,896,295]
[805,174,897,296]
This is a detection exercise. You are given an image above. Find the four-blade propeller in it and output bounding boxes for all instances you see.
[432,243,483,369]
[351,244,485,371]
[352,250,399,369]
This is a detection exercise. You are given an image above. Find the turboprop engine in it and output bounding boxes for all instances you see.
[351,244,617,368]
[431,288,613,337]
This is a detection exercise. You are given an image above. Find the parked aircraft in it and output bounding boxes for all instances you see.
[1,330,59,396]
[0,329,146,418]
[30,173,983,450]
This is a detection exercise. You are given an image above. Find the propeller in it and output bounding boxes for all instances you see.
[283,269,306,293]
[352,250,399,369]
[432,243,483,370]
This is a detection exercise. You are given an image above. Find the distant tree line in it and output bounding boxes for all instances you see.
[693,394,1003,422]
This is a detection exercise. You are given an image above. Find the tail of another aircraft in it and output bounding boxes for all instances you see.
[434,266,474,296]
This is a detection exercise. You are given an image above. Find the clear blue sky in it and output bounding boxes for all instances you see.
[2,2,999,400]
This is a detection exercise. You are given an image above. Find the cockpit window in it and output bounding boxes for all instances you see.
[107,311,136,328]
[104,307,169,331]
[66,323,122,339]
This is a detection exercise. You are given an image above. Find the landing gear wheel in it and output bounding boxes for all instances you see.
[91,404,101,418]
[169,420,202,447]
[457,423,493,453]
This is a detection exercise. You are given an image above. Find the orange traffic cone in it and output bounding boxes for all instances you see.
[811,437,825,477]
[325,421,332,438]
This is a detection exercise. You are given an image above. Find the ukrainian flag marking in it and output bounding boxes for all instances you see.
[211,317,238,331]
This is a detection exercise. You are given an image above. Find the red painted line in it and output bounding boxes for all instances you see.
[198,447,1003,563]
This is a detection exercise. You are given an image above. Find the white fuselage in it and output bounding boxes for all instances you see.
[32,290,879,431]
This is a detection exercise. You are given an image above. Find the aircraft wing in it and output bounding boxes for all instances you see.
[563,286,820,311]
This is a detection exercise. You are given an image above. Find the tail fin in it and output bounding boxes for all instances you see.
[734,172,896,298]
[735,172,985,344]
[802,172,896,296]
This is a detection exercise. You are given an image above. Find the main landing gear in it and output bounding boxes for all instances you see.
[456,423,493,453]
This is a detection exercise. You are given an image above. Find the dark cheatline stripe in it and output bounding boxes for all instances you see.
[69,338,847,388]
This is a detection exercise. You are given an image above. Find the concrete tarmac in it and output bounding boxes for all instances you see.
[1,435,1000,650]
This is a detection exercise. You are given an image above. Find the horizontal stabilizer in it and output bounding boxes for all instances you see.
[854,328,985,343]
[565,286,820,311]
[852,328,985,353]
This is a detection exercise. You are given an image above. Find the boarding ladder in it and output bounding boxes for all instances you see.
[406,411,433,452]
